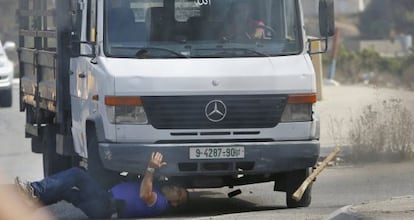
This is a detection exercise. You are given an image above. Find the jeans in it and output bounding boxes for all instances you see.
[31,167,113,218]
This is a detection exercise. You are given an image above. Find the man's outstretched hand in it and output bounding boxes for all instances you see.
[141,152,167,205]
[148,152,167,169]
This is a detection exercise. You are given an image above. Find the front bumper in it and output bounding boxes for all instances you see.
[0,79,12,90]
[0,63,13,89]
[99,140,319,176]
[0,74,12,90]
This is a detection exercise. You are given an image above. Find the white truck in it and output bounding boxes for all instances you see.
[0,40,16,107]
[18,0,334,208]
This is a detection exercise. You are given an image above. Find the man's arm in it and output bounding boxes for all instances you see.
[139,152,167,206]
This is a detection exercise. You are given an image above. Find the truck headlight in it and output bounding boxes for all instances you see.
[105,96,148,124]
[281,104,312,122]
[280,94,317,122]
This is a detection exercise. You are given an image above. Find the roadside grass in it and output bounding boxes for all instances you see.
[348,99,414,163]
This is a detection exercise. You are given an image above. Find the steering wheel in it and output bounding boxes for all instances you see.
[221,24,277,41]
[259,25,277,39]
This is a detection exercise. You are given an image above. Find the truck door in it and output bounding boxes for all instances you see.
[70,0,97,155]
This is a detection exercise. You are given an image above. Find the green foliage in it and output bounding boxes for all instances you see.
[360,0,414,39]
[329,46,411,84]
[404,11,414,23]
[332,47,361,82]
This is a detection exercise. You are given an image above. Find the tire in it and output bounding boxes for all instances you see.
[0,88,12,107]
[285,168,312,208]
[31,135,44,153]
[87,127,120,190]
[42,126,72,177]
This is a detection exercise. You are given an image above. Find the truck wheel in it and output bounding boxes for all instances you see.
[0,88,12,107]
[43,126,72,177]
[87,128,120,190]
[285,168,312,208]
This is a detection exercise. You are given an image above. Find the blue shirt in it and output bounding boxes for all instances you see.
[110,182,169,218]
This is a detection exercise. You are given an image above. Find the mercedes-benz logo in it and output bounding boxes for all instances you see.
[205,100,227,122]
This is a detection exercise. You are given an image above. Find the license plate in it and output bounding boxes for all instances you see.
[189,146,245,159]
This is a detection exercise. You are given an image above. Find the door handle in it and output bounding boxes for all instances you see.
[78,73,86,78]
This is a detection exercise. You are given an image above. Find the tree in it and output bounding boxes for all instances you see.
[391,0,414,37]
[360,0,393,39]
[360,0,414,39]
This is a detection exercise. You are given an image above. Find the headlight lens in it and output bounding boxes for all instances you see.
[281,104,313,122]
[105,96,148,124]
[107,106,148,124]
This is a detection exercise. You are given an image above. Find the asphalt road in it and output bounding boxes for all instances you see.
[0,86,43,182]
[1,85,414,220]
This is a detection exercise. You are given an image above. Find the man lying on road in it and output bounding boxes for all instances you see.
[15,152,188,219]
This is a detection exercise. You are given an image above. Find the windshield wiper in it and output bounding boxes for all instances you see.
[223,48,269,57]
[194,47,269,57]
[135,47,188,59]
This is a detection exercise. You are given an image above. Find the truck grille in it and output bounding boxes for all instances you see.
[142,95,288,129]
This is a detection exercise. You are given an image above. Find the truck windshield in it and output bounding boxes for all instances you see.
[104,0,302,58]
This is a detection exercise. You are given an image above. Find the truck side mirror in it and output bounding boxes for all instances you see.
[319,0,335,37]
[70,34,96,58]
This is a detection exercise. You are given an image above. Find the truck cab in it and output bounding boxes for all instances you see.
[18,0,334,208]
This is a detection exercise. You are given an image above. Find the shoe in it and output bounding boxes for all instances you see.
[14,177,39,206]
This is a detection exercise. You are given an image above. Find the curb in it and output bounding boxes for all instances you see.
[323,205,374,220]
[324,196,414,220]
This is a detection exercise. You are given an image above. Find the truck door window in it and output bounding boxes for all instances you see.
[284,0,298,40]
[87,0,97,42]
[71,0,83,38]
